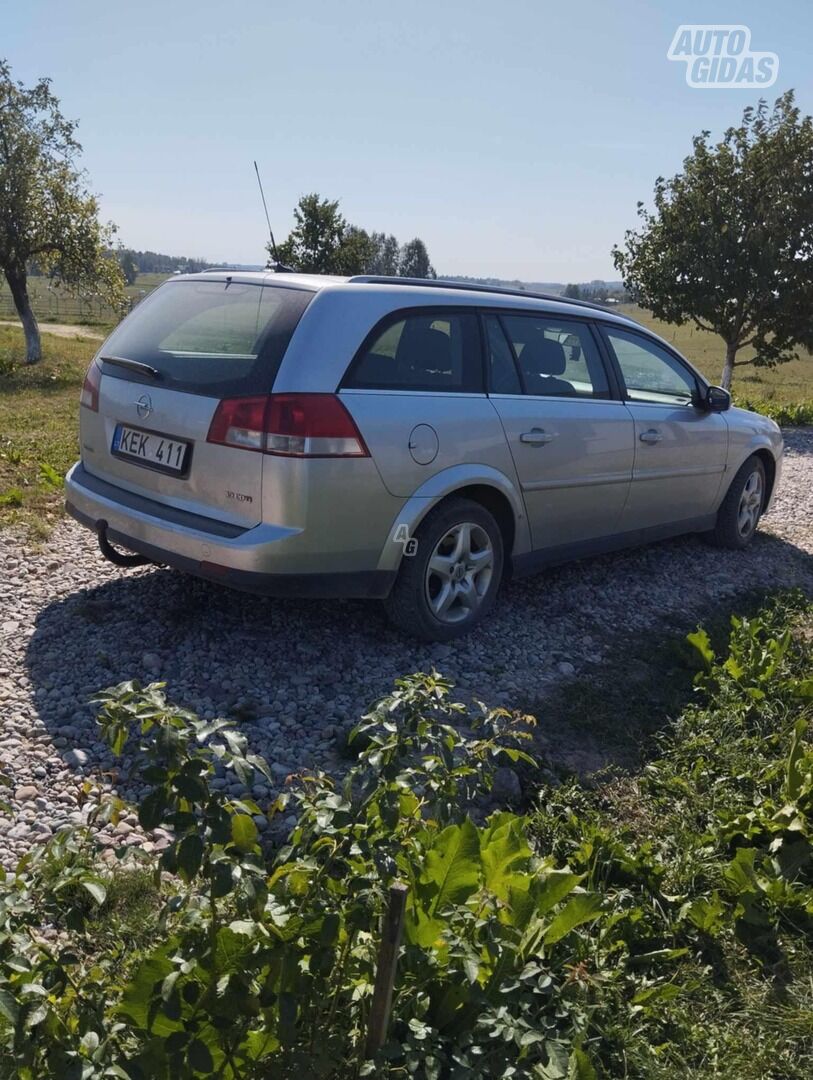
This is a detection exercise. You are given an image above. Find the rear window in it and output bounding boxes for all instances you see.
[98,279,313,396]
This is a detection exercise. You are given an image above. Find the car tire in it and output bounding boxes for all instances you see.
[708,454,766,550]
[383,497,504,641]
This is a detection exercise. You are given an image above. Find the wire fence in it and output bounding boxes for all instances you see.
[0,284,141,326]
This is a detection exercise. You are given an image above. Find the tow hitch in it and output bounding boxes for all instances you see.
[96,520,152,568]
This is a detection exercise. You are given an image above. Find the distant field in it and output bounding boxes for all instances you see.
[124,272,169,299]
[619,305,813,404]
[0,272,169,329]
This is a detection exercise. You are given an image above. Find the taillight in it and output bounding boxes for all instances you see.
[206,394,369,458]
[206,396,268,451]
[80,361,100,411]
[265,394,368,457]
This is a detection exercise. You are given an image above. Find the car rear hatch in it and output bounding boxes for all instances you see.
[79,277,314,528]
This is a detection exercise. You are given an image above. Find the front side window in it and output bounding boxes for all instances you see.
[603,328,698,406]
[497,315,610,399]
[345,311,482,392]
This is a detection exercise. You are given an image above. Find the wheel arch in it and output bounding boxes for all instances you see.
[723,443,778,511]
[751,447,777,507]
[375,466,530,575]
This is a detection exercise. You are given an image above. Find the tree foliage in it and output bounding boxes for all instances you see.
[275,193,350,274]
[115,249,212,275]
[367,232,401,276]
[398,238,436,280]
[119,250,138,286]
[613,91,813,390]
[272,195,435,279]
[0,58,125,363]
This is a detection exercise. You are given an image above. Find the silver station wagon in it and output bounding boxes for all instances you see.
[65,273,783,640]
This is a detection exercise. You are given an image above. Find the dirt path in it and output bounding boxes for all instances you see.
[0,321,104,341]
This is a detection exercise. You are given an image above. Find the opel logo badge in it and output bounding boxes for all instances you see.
[136,394,153,420]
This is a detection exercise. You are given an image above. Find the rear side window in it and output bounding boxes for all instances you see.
[498,315,610,399]
[484,315,522,394]
[344,310,482,392]
[98,280,313,396]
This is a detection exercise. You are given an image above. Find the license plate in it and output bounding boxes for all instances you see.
[112,424,190,474]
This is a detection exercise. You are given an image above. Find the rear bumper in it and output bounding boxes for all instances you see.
[64,462,395,599]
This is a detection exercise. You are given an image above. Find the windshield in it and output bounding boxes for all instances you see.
[98,279,313,396]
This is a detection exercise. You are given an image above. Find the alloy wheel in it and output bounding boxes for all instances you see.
[424,521,494,625]
[737,469,763,537]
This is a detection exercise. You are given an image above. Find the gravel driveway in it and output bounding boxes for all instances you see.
[1,431,812,865]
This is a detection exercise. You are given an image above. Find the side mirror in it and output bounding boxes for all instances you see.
[703,385,731,412]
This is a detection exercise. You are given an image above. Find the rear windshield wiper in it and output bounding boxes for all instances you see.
[100,355,163,380]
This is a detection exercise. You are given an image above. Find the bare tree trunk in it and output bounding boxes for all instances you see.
[720,341,737,392]
[4,266,41,364]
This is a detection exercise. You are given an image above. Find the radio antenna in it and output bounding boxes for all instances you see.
[253,160,290,271]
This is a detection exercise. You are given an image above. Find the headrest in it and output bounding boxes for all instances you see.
[405,327,452,374]
[520,336,567,376]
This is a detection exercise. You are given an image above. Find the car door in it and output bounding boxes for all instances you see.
[485,311,634,550]
[598,326,729,532]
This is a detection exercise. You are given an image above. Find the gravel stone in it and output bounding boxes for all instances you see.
[492,767,522,802]
[0,429,811,865]
[64,748,90,767]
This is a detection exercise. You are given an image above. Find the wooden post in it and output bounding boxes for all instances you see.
[365,881,408,1059]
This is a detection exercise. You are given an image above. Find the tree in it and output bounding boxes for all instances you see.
[274,193,350,274]
[273,194,437,280]
[331,225,376,275]
[119,249,138,285]
[274,199,374,275]
[613,91,813,391]
[367,232,400,276]
[0,59,125,364]
[398,238,436,279]
[563,283,582,299]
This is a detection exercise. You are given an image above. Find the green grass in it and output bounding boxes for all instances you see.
[530,591,813,1078]
[621,304,813,404]
[0,325,96,536]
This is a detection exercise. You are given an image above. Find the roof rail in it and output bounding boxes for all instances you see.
[347,275,612,313]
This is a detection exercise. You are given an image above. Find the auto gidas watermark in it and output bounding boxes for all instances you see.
[393,523,418,557]
[668,25,778,89]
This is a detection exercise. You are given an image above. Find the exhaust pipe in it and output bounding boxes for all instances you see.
[97,521,152,568]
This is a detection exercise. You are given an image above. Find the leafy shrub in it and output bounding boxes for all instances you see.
[0,488,23,508]
[2,676,604,1078]
[533,593,813,1077]
[37,461,63,489]
[735,397,813,426]
[0,599,810,1078]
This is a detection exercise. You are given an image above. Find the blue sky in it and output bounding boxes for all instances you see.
[5,1,811,280]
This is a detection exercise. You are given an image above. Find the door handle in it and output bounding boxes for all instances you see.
[520,428,556,446]
[639,429,663,444]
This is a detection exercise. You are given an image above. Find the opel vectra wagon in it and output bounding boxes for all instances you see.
[65,273,783,640]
